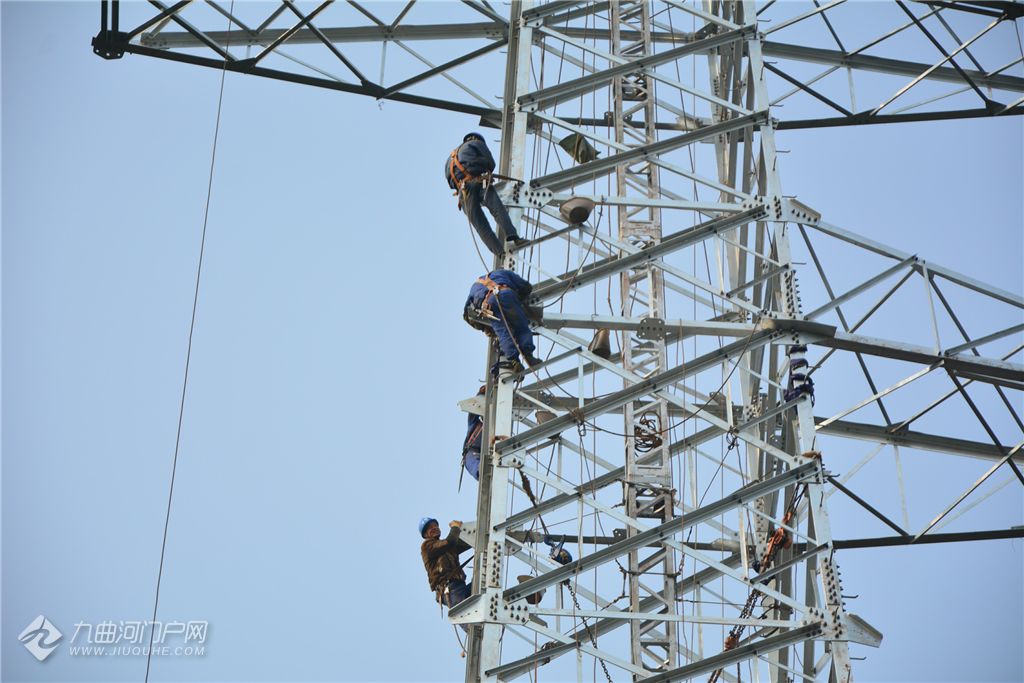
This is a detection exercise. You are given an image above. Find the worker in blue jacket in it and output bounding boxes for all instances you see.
[464,269,541,371]
[445,132,529,255]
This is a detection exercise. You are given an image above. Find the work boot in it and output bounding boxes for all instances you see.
[505,236,530,250]
[492,358,525,376]
[524,354,542,368]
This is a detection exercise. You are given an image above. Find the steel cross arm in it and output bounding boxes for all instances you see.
[251,0,332,64]
[807,220,1023,308]
[517,25,755,113]
[140,21,508,48]
[147,0,235,61]
[830,527,1024,549]
[114,43,499,120]
[805,256,917,320]
[813,331,1024,382]
[642,624,822,683]
[761,40,1024,92]
[502,461,818,602]
[530,207,765,301]
[520,0,581,22]
[494,330,776,457]
[542,313,756,336]
[776,104,1024,129]
[944,322,1024,356]
[911,0,1005,18]
[530,112,769,192]
[530,607,799,628]
[126,0,193,40]
[380,37,508,96]
[815,418,1024,463]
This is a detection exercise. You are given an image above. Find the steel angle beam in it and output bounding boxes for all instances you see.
[542,313,757,336]
[139,21,509,48]
[530,207,765,301]
[503,461,818,602]
[814,331,1024,382]
[643,624,822,683]
[831,527,1024,549]
[816,418,1023,463]
[761,41,1024,93]
[530,113,768,192]
[777,105,1024,129]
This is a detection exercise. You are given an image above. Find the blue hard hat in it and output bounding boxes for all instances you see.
[464,132,484,142]
[418,517,439,538]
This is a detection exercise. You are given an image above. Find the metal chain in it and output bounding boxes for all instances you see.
[565,582,613,683]
[707,483,809,683]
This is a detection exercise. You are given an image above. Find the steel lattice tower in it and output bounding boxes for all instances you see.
[94,1,1024,681]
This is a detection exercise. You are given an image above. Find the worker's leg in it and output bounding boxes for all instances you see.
[488,317,520,360]
[489,289,534,360]
[446,579,471,607]
[444,580,471,633]
[481,183,522,242]
[465,450,480,480]
[494,289,535,357]
[460,182,503,255]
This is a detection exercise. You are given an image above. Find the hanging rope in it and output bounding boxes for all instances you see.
[144,6,234,682]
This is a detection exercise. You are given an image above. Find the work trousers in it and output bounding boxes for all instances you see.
[464,450,480,481]
[461,180,520,256]
[488,289,535,361]
[444,579,472,632]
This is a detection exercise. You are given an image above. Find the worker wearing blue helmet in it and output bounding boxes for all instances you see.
[445,132,529,255]
[419,517,473,615]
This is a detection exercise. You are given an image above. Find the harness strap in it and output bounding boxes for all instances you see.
[475,276,510,316]
[450,145,492,197]
[463,421,483,454]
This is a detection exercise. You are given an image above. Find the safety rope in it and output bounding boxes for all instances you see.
[145,4,234,682]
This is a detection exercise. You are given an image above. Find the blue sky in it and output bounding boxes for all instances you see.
[2,2,1022,682]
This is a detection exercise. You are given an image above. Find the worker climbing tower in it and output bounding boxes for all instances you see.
[94,1,1024,681]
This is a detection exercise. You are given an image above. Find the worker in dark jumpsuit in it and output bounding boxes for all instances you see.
[464,269,541,370]
[445,132,529,255]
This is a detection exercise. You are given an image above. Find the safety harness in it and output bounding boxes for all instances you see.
[448,144,495,214]
[475,275,510,317]
[449,145,491,191]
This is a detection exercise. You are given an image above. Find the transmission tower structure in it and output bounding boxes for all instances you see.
[93,1,1024,682]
